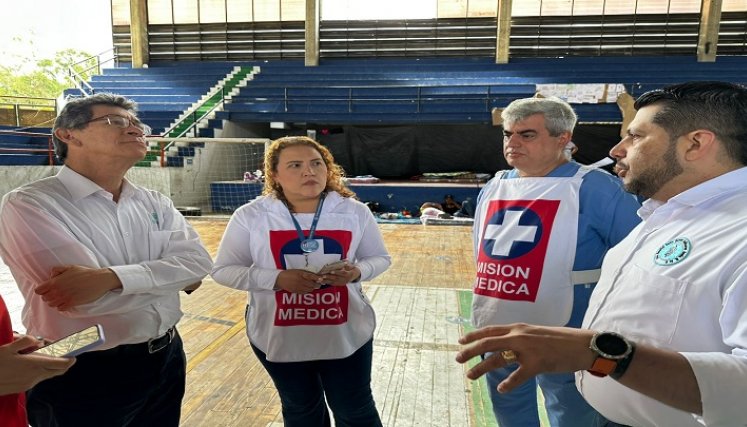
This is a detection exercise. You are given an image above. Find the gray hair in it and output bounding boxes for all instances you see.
[52,93,138,162]
[501,97,577,136]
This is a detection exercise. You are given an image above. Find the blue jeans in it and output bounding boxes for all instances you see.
[251,339,382,427]
[486,366,602,427]
[485,285,611,427]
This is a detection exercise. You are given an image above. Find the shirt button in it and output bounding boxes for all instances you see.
[124,232,130,237]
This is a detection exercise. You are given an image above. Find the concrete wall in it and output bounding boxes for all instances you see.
[1,123,269,214]
[0,166,170,200]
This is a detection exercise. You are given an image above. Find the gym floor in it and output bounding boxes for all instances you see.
[2,219,549,426]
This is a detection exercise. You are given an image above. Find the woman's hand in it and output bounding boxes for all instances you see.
[274,269,324,294]
[0,335,75,395]
[321,263,361,286]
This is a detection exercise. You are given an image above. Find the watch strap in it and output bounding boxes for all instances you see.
[588,356,617,377]
[610,341,636,380]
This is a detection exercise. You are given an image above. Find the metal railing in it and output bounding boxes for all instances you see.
[0,96,57,128]
[161,86,230,139]
[67,47,119,97]
[0,129,56,165]
[157,66,257,165]
[158,88,230,167]
[235,82,533,114]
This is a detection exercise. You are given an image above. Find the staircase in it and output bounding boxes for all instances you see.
[149,66,259,169]
[64,62,237,134]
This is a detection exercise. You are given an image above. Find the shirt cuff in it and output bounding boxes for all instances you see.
[355,262,373,282]
[109,265,152,295]
[681,351,747,426]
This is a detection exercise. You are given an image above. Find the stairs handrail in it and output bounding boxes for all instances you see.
[0,129,53,137]
[159,88,229,165]
[168,90,227,139]
[160,67,250,138]
[161,85,229,139]
[149,65,256,167]
[0,96,57,128]
[0,95,57,106]
[0,129,56,165]
[67,47,119,97]
[160,65,255,140]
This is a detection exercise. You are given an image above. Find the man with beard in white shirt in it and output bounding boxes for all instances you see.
[471,96,641,427]
[456,81,747,427]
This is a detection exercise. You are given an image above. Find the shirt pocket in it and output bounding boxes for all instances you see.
[606,263,689,344]
[148,230,172,260]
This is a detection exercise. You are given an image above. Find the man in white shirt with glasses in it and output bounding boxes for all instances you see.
[0,93,212,426]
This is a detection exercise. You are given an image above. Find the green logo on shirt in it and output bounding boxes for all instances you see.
[654,238,691,266]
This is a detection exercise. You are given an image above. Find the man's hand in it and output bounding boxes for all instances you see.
[455,323,595,394]
[274,269,324,294]
[0,335,75,395]
[36,265,122,311]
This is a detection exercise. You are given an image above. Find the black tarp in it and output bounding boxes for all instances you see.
[311,123,622,178]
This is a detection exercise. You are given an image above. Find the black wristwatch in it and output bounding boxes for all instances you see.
[587,331,636,379]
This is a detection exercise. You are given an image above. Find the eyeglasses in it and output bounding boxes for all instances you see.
[84,115,152,136]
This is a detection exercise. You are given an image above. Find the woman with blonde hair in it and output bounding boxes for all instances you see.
[212,136,390,426]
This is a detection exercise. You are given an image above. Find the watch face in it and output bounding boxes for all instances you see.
[593,332,631,359]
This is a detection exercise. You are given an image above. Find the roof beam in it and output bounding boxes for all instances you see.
[496,0,513,64]
[130,0,149,68]
[305,0,320,66]
[697,0,723,62]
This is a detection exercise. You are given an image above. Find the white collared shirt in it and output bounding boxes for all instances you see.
[0,166,212,349]
[578,167,747,427]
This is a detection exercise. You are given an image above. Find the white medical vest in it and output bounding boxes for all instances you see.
[472,167,590,327]
[245,195,376,362]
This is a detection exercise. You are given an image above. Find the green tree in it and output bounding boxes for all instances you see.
[0,43,94,104]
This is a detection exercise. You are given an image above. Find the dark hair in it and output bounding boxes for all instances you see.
[52,93,138,162]
[263,136,355,205]
[634,81,747,166]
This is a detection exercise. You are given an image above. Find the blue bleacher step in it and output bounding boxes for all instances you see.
[166,156,185,167]
[197,128,215,138]
[0,154,56,166]
[167,146,196,157]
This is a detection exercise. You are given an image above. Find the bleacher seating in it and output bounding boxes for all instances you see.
[0,126,58,166]
[63,62,254,168]
[47,55,747,169]
[64,62,237,135]
[216,55,747,124]
[49,55,747,129]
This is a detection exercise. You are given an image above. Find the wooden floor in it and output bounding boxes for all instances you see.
[178,219,486,427]
[0,220,514,426]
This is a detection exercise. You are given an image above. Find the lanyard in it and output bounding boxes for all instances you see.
[288,192,326,253]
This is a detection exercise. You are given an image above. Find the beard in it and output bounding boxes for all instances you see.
[624,140,683,199]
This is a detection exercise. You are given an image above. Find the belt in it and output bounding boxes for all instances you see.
[147,326,176,354]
